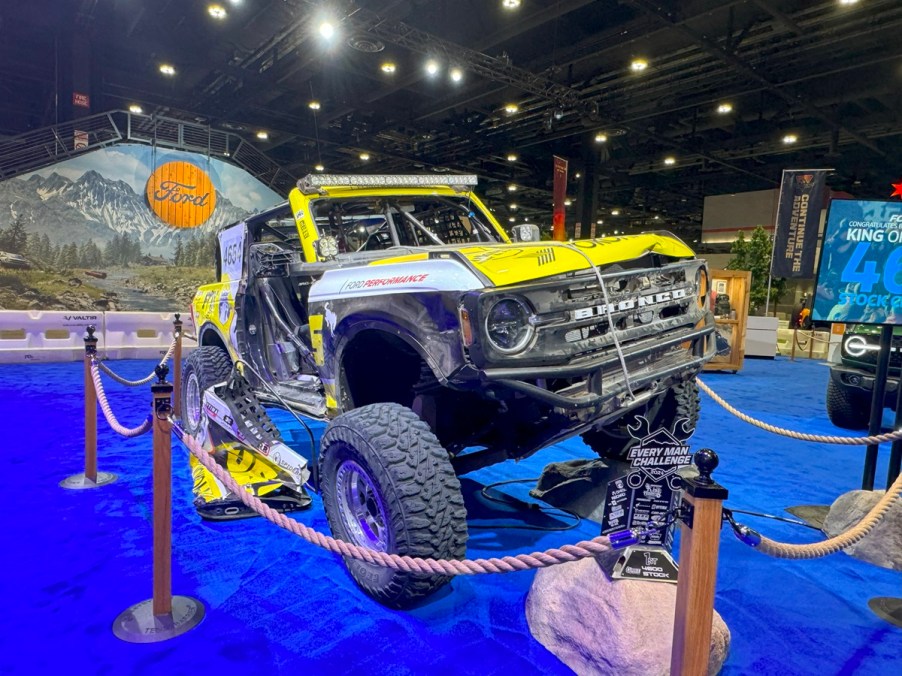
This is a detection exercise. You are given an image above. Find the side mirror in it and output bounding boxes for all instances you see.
[511,223,541,242]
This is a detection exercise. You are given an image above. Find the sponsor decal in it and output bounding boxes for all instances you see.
[145,161,217,228]
[63,315,99,322]
[572,288,688,320]
[339,273,429,293]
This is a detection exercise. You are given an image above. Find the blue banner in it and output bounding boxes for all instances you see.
[772,170,828,278]
[813,199,902,325]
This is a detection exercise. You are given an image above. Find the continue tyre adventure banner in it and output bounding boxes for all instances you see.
[812,199,902,325]
[771,169,828,278]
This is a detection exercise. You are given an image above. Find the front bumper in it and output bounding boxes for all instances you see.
[830,364,899,407]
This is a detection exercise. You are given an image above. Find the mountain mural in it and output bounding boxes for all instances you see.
[0,169,254,256]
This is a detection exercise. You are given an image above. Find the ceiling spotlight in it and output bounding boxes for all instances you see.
[596,220,603,225]
[208,4,227,20]
[506,153,518,162]
[594,132,608,143]
[319,21,336,40]
[553,107,565,121]
[654,215,660,220]
[838,0,860,5]
[308,100,322,110]
[630,58,649,73]
[564,199,572,207]
[664,156,676,166]
[575,172,582,179]
[716,102,733,114]
[228,0,242,5]
[315,164,325,172]
[611,209,621,216]
[507,184,518,192]
[504,103,519,115]
[359,152,371,161]
[509,203,518,210]
[381,61,397,74]
[502,0,522,9]
[782,133,799,145]
[158,63,176,76]
[449,67,463,83]
[425,59,440,77]
[128,104,143,114]
[256,130,269,140]
[508,216,516,222]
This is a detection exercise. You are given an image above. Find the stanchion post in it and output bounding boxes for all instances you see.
[84,326,98,483]
[61,326,117,489]
[671,449,728,676]
[863,325,893,490]
[790,328,797,361]
[151,365,173,617]
[807,331,814,360]
[172,313,183,420]
[113,364,204,642]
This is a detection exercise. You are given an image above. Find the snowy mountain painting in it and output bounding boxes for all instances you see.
[0,143,282,257]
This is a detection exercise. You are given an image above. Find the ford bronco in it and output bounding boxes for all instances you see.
[183,174,715,607]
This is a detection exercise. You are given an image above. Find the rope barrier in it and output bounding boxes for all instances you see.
[95,337,178,387]
[178,430,613,575]
[793,330,831,349]
[90,362,153,438]
[696,377,902,445]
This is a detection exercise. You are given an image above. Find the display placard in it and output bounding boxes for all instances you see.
[813,199,902,325]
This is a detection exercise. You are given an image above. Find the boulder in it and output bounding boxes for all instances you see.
[527,549,730,675]
[823,489,902,571]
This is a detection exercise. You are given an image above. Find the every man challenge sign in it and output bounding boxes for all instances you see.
[813,199,902,325]
[601,416,694,550]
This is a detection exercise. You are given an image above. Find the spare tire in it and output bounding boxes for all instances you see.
[181,345,232,437]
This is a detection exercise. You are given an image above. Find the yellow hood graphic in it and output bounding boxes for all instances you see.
[448,234,695,287]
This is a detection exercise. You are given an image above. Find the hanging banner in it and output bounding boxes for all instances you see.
[771,169,828,278]
[552,156,568,241]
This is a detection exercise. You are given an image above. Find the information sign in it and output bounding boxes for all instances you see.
[813,199,902,325]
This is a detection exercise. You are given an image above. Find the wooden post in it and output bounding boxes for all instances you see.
[84,326,98,483]
[151,365,173,617]
[172,313,183,418]
[790,328,797,361]
[671,449,728,676]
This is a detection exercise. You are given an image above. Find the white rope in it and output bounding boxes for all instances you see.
[95,337,178,387]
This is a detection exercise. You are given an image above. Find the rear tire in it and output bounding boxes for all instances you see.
[826,379,870,430]
[181,345,232,436]
[581,380,701,461]
[319,402,468,608]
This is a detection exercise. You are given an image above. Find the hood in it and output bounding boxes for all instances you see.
[444,234,695,287]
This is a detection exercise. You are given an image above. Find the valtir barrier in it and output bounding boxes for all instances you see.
[0,310,196,363]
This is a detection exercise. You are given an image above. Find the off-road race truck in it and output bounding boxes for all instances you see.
[183,173,715,607]
[827,325,900,429]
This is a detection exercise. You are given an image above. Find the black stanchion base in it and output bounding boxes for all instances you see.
[868,597,902,628]
[60,471,117,490]
[113,596,205,643]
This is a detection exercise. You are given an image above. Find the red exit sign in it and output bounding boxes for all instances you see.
[73,92,90,108]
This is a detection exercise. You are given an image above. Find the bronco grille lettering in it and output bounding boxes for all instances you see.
[572,288,688,320]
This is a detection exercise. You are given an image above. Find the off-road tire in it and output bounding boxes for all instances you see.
[319,402,468,608]
[181,346,233,436]
[581,380,701,461]
[826,379,870,430]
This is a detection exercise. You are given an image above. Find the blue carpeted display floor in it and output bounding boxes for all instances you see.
[1,357,900,674]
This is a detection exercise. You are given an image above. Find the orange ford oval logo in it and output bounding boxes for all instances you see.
[145,161,216,228]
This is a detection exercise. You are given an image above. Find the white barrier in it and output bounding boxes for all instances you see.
[0,310,196,364]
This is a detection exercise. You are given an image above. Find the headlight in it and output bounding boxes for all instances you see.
[843,335,874,358]
[485,297,534,354]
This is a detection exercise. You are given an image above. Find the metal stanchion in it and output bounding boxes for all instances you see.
[113,365,204,642]
[807,331,815,360]
[61,325,117,489]
[863,325,893,490]
[172,313,183,419]
[790,328,797,361]
[670,449,728,676]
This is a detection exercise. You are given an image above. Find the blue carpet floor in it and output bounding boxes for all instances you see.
[1,356,900,674]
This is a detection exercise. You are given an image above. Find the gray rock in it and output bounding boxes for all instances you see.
[527,550,730,675]
[823,489,902,571]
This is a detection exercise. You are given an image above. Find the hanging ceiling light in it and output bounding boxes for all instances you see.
[256,130,269,140]
[664,156,676,166]
[158,63,176,76]
[502,0,522,9]
[449,67,463,83]
[359,152,371,161]
[318,21,336,40]
[507,184,518,192]
[315,164,325,172]
[425,59,440,77]
[594,132,608,143]
[506,153,518,162]
[207,4,227,20]
[128,104,143,114]
[308,100,322,110]
[630,58,649,72]
[503,103,520,115]
[381,61,397,74]
[782,133,799,145]
[611,209,621,216]
[716,102,733,114]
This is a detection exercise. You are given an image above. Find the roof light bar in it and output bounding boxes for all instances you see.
[298,174,479,194]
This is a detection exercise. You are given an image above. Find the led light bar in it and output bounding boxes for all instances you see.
[298,173,479,194]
